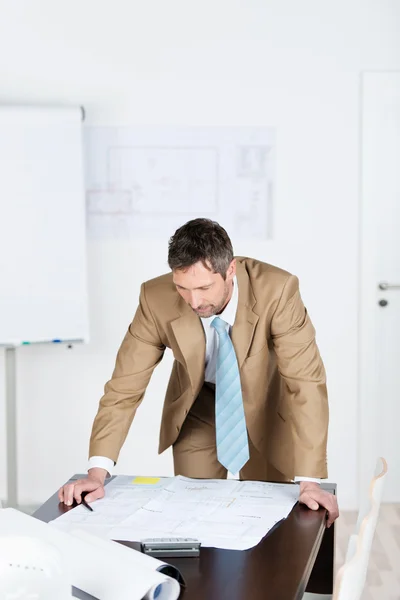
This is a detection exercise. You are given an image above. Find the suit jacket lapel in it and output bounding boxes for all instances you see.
[170,300,206,398]
[231,260,259,369]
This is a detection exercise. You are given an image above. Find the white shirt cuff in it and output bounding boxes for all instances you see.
[88,456,114,477]
[294,476,321,484]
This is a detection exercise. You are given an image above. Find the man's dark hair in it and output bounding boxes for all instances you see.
[168,218,234,279]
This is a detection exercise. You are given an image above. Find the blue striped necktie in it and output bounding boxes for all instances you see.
[211,316,249,474]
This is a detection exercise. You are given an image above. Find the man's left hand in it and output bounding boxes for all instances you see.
[299,481,339,527]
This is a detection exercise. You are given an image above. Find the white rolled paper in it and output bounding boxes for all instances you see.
[0,509,180,600]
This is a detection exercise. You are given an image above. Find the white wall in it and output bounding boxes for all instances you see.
[0,0,399,509]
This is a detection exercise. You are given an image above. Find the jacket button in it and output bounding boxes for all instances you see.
[176,424,180,432]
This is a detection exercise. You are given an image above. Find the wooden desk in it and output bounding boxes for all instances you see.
[33,476,336,600]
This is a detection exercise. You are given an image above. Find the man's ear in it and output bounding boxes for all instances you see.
[227,258,236,279]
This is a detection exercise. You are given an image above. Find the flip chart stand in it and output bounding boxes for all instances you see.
[5,347,17,508]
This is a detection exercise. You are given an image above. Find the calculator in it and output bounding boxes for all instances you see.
[140,537,201,558]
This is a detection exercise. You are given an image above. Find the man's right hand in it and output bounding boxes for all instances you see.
[58,468,108,506]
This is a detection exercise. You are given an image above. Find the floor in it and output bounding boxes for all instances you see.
[335,503,400,600]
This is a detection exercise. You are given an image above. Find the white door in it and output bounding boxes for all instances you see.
[360,72,400,502]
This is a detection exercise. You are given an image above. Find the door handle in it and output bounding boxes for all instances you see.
[378,282,400,291]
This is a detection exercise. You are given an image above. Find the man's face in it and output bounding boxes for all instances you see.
[173,259,236,318]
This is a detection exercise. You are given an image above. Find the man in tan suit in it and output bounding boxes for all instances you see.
[60,219,338,526]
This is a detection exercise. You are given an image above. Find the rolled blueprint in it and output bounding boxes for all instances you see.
[71,528,185,588]
[0,509,180,600]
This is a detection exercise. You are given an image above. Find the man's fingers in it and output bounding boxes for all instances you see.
[58,479,103,506]
[300,488,340,527]
[75,479,105,504]
[62,483,77,506]
[313,490,339,523]
[73,483,85,505]
[84,486,105,504]
[299,492,319,510]
[326,498,339,528]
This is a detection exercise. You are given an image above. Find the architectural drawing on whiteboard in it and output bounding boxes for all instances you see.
[109,147,218,215]
[85,128,276,240]
[233,145,274,239]
[87,190,134,215]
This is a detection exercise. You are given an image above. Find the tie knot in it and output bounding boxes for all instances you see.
[211,316,227,334]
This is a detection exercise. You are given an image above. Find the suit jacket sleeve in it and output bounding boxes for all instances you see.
[89,282,165,463]
[270,274,328,478]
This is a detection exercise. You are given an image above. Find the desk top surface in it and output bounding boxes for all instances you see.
[33,476,336,600]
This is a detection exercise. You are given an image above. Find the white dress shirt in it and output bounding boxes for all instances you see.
[88,276,320,484]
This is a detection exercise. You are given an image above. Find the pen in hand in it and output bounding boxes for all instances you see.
[80,491,94,512]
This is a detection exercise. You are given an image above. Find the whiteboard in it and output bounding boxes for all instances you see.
[0,106,89,345]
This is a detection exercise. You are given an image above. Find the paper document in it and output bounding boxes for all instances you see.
[52,475,170,538]
[52,476,298,551]
[0,509,181,600]
[110,476,298,550]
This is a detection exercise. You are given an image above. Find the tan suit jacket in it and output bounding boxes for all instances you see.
[89,257,329,479]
